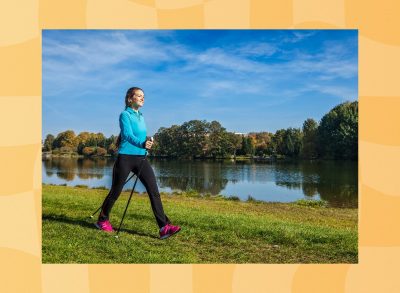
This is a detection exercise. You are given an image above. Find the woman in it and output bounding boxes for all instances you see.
[96,87,181,240]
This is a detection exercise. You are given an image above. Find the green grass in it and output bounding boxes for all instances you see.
[42,184,358,264]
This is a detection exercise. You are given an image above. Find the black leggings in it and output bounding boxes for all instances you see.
[99,154,170,228]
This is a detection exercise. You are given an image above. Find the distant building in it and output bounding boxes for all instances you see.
[234,132,248,137]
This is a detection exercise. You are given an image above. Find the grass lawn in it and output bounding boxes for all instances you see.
[42,184,358,264]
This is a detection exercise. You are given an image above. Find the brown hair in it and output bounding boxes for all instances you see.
[116,87,144,149]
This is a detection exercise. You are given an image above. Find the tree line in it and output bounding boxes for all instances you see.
[42,131,118,157]
[43,101,358,160]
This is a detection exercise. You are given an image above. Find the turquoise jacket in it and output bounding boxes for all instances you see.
[117,107,147,155]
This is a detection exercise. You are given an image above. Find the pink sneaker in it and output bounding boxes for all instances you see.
[95,219,114,232]
[159,223,181,240]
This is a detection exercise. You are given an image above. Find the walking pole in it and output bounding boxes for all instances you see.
[115,137,153,238]
[89,172,136,219]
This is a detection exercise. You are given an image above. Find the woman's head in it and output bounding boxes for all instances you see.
[117,87,144,149]
[125,87,145,109]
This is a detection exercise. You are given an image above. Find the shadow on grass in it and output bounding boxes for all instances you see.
[42,214,159,239]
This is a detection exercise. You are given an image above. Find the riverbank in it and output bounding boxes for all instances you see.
[42,184,358,264]
[42,152,293,161]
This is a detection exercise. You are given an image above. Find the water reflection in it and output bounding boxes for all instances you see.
[43,157,112,181]
[42,157,358,208]
[271,161,358,207]
[152,160,228,194]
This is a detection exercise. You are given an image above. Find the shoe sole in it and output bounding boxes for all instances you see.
[160,227,181,240]
[94,222,114,233]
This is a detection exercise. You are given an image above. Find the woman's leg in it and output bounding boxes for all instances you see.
[98,155,132,221]
[135,158,170,228]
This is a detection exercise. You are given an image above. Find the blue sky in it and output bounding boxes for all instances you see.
[42,29,357,138]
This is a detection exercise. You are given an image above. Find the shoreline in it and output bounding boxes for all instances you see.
[42,183,356,209]
[42,153,356,163]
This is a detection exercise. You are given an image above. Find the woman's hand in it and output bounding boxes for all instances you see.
[145,139,154,150]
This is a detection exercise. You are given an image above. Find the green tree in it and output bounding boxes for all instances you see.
[153,125,182,157]
[272,129,286,155]
[239,136,254,156]
[271,128,302,157]
[282,128,303,157]
[43,134,55,152]
[224,133,242,157]
[105,135,117,151]
[318,101,358,160]
[181,120,208,158]
[301,118,318,159]
[207,121,227,157]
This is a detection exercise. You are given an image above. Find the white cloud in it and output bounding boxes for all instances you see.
[284,30,317,43]
[236,42,278,57]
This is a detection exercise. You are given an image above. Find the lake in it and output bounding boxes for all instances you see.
[42,157,358,208]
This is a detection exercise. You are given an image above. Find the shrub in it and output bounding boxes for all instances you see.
[227,195,240,201]
[82,147,95,156]
[91,186,108,190]
[60,146,74,153]
[294,199,328,208]
[96,147,107,156]
[247,195,257,202]
[52,148,60,155]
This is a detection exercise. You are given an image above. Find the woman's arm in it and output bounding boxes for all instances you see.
[119,112,146,148]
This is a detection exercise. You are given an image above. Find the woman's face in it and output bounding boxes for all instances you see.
[131,90,145,108]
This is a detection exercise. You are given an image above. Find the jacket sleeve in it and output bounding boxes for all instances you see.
[119,112,146,148]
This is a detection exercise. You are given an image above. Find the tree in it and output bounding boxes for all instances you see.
[207,121,227,157]
[272,129,286,155]
[86,132,106,148]
[181,120,208,158]
[301,118,318,159]
[239,136,254,156]
[318,101,358,160]
[76,132,91,153]
[271,128,302,157]
[43,134,55,152]
[282,128,302,157]
[53,130,78,151]
[107,143,118,156]
[153,125,182,157]
[224,133,242,157]
[249,132,272,157]
[95,133,106,148]
[105,135,117,151]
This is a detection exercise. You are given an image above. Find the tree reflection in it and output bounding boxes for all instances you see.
[42,157,113,181]
[44,157,78,181]
[153,159,228,195]
[273,161,358,207]
[42,157,357,207]
[76,158,110,179]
